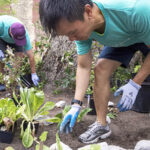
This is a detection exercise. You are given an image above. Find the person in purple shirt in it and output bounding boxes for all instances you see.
[0,15,39,90]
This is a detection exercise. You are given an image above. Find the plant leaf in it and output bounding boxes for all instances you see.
[36,144,50,150]
[77,108,92,122]
[46,117,61,123]
[90,144,101,150]
[36,101,55,116]
[56,132,63,150]
[22,122,34,148]
[39,131,48,142]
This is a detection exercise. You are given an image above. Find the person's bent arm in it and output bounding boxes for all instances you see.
[133,50,150,85]
[114,48,150,112]
[26,49,39,86]
[26,49,36,74]
[59,51,92,134]
[74,51,93,102]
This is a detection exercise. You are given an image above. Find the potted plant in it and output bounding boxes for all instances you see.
[13,87,55,148]
[0,98,22,143]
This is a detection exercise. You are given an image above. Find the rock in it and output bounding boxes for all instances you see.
[108,101,114,107]
[50,142,72,150]
[34,115,53,126]
[55,101,66,108]
[109,145,127,150]
[106,116,111,124]
[78,142,109,150]
[134,140,150,150]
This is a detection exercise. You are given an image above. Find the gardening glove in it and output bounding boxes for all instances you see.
[114,79,141,112]
[60,105,81,134]
[0,50,4,61]
[31,73,39,86]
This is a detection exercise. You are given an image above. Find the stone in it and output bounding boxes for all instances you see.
[50,142,72,150]
[134,140,150,150]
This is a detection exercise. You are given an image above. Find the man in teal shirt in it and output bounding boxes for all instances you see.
[0,15,39,89]
[39,0,150,143]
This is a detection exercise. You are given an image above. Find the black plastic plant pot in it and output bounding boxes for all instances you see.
[87,94,97,115]
[23,121,39,134]
[12,97,21,106]
[0,130,14,144]
[131,74,150,113]
[132,82,150,113]
[20,74,34,88]
[0,123,17,144]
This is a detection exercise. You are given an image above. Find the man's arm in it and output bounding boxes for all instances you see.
[25,49,36,73]
[74,51,92,101]
[133,50,150,85]
[114,46,150,111]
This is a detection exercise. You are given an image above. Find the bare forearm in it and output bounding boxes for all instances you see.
[26,50,36,73]
[74,52,92,101]
[29,56,36,73]
[74,66,91,101]
[133,52,150,85]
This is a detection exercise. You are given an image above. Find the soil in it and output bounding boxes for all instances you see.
[0,88,150,150]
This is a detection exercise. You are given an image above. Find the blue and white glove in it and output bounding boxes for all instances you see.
[0,50,4,61]
[60,105,81,134]
[114,79,141,112]
[31,73,39,86]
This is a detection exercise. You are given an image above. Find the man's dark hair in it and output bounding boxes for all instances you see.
[39,0,93,36]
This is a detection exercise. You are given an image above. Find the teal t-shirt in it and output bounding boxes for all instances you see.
[0,15,32,51]
[76,0,150,55]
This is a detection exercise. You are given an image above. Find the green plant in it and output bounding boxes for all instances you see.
[47,105,92,128]
[54,50,76,92]
[56,132,63,150]
[107,112,117,119]
[35,131,50,150]
[133,64,141,73]
[13,87,55,148]
[0,98,22,131]
[4,146,15,150]
[111,67,132,92]
[0,0,17,15]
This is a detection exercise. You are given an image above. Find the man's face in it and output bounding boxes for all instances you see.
[56,15,93,41]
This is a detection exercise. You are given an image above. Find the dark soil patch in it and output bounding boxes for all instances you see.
[0,88,150,150]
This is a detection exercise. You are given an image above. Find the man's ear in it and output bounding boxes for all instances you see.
[84,4,93,19]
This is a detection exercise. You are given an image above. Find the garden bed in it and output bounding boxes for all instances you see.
[0,88,150,150]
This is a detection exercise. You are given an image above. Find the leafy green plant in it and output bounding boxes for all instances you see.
[0,49,23,97]
[0,0,17,15]
[111,67,132,92]
[54,50,76,92]
[13,87,55,148]
[133,64,141,73]
[79,144,101,150]
[35,131,50,150]
[47,105,92,128]
[56,132,63,150]
[0,98,22,131]
[4,146,15,150]
[107,112,117,119]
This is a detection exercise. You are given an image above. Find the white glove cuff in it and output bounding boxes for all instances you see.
[71,105,81,110]
[129,79,141,90]
[32,73,37,75]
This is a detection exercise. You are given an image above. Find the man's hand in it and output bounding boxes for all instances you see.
[114,79,141,112]
[0,50,4,61]
[60,105,81,134]
[31,73,39,86]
